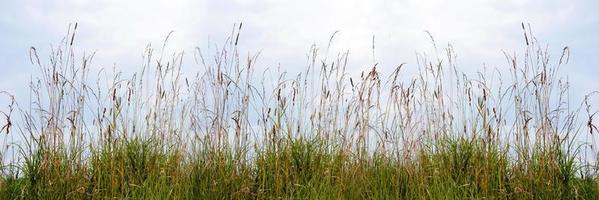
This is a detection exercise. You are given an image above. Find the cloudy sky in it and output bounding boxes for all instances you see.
[1,0,598,105]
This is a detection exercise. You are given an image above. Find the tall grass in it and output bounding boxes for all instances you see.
[1,23,598,199]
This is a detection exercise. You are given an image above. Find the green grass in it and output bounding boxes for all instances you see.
[2,137,596,199]
[1,23,598,199]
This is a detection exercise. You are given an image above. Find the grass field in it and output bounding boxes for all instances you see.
[1,24,599,199]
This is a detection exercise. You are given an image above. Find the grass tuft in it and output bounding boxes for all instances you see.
[1,24,599,199]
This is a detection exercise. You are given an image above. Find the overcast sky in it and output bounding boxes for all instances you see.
[1,0,598,106]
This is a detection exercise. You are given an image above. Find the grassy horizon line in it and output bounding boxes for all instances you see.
[1,23,599,199]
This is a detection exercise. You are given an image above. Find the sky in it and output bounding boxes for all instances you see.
[1,0,599,164]
[1,0,598,115]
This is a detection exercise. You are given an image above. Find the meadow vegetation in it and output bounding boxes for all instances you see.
[1,23,598,199]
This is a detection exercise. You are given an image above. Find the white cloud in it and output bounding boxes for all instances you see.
[1,0,599,163]
[0,0,598,98]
